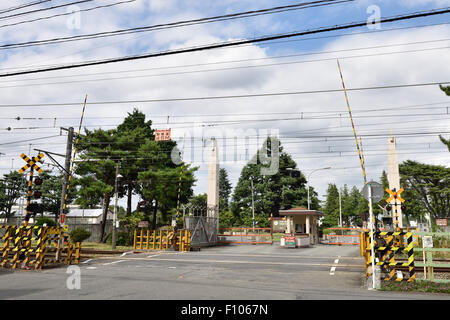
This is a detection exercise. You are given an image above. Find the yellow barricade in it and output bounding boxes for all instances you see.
[0,225,82,270]
[133,229,191,252]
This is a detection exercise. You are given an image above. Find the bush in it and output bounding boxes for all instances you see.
[107,231,133,246]
[69,228,91,243]
[34,216,57,227]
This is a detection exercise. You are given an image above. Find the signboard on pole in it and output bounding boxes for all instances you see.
[363,181,384,203]
[435,218,448,226]
[155,129,171,141]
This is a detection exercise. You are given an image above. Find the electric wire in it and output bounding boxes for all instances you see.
[1,7,449,77]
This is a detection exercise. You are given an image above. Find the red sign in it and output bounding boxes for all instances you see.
[435,218,448,226]
[155,129,171,141]
[59,214,66,225]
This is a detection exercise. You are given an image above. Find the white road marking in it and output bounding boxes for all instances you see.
[330,258,340,276]
[146,254,160,258]
[102,260,127,266]
[121,251,134,257]
[86,267,97,270]
[81,259,93,264]
[330,267,336,275]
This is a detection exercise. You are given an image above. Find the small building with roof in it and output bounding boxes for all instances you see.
[278,206,324,246]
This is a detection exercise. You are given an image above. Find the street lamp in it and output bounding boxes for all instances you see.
[112,164,123,250]
[307,167,331,210]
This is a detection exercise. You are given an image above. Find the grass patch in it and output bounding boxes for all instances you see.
[81,242,134,252]
[380,280,450,294]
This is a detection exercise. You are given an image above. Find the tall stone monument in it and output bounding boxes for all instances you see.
[207,138,219,220]
[387,133,403,228]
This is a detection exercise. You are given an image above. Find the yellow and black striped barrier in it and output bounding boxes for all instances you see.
[0,225,81,270]
[133,229,191,252]
[364,231,415,282]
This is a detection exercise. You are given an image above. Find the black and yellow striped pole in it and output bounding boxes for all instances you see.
[337,59,367,185]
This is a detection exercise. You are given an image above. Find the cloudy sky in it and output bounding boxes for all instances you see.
[0,0,449,211]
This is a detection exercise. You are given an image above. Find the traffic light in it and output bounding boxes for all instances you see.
[33,190,41,199]
[401,205,406,212]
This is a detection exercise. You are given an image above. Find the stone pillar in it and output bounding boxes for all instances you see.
[387,133,403,228]
[207,138,219,220]
[306,215,311,244]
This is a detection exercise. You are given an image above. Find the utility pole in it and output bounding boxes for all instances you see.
[112,164,122,250]
[59,127,74,222]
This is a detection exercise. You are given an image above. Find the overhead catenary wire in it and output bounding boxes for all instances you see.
[0,0,94,21]
[1,7,450,78]
[0,0,51,15]
[1,44,449,89]
[0,0,353,50]
[0,0,136,29]
[3,20,448,74]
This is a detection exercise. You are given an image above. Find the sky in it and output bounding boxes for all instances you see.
[0,0,449,212]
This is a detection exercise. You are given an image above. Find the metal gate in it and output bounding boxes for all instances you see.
[185,216,218,247]
[217,228,273,245]
[327,228,363,245]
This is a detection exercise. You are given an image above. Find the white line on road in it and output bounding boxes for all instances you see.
[81,259,93,264]
[330,258,340,276]
[102,260,127,266]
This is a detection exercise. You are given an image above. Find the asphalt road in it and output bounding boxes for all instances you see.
[0,243,448,300]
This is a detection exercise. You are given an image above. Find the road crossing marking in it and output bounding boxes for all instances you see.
[330,257,340,276]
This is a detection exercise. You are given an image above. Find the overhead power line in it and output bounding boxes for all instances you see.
[0,0,94,21]
[0,0,51,16]
[0,80,448,108]
[0,0,353,50]
[0,0,136,29]
[1,6,449,78]
[1,44,449,89]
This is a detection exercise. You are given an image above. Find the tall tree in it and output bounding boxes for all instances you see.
[322,183,340,228]
[219,168,232,211]
[230,137,310,225]
[75,128,119,242]
[116,109,154,216]
[0,171,27,220]
[399,160,450,219]
[136,138,198,229]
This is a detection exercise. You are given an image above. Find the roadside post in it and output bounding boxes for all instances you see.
[363,181,383,290]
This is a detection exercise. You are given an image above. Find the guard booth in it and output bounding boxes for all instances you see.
[278,207,324,247]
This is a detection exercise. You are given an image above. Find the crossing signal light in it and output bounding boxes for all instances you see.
[26,203,42,214]
[386,205,392,212]
[34,177,43,185]
[401,205,406,211]
[33,190,41,199]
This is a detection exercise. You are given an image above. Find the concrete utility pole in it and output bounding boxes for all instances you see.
[59,127,74,220]
[112,164,122,250]
[387,133,403,228]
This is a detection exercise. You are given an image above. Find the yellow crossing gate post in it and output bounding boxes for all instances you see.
[365,231,415,282]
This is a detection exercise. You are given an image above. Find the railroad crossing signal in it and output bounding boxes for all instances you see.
[386,188,405,204]
[19,153,44,174]
[385,187,405,231]
[18,153,45,226]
